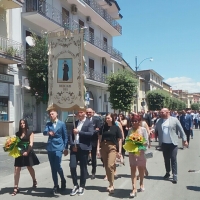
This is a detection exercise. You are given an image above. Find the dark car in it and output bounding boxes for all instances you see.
[65,114,76,134]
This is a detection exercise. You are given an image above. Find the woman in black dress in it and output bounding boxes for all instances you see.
[12,119,40,196]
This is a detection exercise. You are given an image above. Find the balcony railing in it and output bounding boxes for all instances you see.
[0,35,24,61]
[85,68,107,83]
[84,29,122,61]
[71,20,122,61]
[82,0,122,34]
[26,0,64,27]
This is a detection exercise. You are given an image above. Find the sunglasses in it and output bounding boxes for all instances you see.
[132,120,138,123]
[86,112,92,114]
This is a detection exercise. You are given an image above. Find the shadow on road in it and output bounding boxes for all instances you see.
[0,187,60,197]
[187,186,200,192]
[85,185,131,198]
[145,175,165,180]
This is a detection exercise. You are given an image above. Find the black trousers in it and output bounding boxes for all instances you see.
[91,145,97,175]
[162,143,178,175]
[70,147,89,188]
[184,128,191,144]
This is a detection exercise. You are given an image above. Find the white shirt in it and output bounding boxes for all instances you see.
[75,118,86,144]
[52,119,58,129]
[162,118,172,144]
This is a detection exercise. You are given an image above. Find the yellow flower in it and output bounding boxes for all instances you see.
[123,141,139,153]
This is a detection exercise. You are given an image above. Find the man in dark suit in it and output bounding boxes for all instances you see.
[69,110,94,196]
[43,108,68,195]
[180,110,192,148]
[141,109,152,127]
[86,108,101,179]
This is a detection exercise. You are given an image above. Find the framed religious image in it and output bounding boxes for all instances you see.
[57,58,73,83]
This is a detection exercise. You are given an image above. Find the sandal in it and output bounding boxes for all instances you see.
[11,188,19,196]
[33,180,37,188]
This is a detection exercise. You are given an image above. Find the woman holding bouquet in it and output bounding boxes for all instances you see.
[12,119,40,196]
[97,113,122,194]
[125,114,149,197]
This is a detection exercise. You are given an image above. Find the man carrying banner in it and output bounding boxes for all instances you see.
[68,110,94,196]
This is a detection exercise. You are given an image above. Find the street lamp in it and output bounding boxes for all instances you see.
[135,56,153,113]
[135,56,153,72]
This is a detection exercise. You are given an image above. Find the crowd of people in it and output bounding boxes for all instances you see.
[11,107,198,197]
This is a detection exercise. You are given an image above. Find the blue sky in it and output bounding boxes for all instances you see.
[113,0,200,92]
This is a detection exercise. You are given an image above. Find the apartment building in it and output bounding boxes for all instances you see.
[163,81,172,95]
[0,1,24,136]
[19,0,123,131]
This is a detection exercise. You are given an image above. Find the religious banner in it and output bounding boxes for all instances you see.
[47,30,85,111]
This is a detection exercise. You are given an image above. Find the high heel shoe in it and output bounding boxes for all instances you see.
[11,187,19,196]
[130,191,137,198]
[33,180,37,188]
[108,188,114,194]
[139,187,145,192]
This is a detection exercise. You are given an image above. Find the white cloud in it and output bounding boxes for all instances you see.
[165,77,200,93]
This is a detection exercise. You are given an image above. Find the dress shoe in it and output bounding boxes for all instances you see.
[52,185,59,195]
[91,174,95,180]
[163,173,170,179]
[172,174,177,184]
[61,179,66,190]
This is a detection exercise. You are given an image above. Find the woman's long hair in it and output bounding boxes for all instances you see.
[18,119,29,134]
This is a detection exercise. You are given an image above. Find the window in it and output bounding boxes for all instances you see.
[62,8,69,28]
[0,97,8,121]
[89,27,94,44]
[102,66,107,74]
[103,37,108,52]
[104,94,107,102]
[151,74,153,80]
[88,58,94,80]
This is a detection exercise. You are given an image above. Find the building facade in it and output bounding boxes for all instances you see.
[0,1,24,136]
[19,0,123,132]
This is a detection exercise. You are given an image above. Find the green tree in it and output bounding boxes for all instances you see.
[146,89,186,111]
[26,34,48,104]
[191,103,199,110]
[106,70,137,112]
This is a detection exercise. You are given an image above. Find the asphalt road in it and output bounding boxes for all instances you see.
[0,130,200,200]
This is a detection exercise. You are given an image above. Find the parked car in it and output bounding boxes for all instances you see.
[65,114,76,134]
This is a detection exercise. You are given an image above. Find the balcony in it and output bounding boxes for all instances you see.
[22,0,68,32]
[0,0,24,10]
[0,36,24,64]
[84,68,107,84]
[84,29,122,61]
[71,20,122,61]
[67,0,122,36]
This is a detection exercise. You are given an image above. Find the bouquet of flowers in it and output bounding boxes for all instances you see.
[123,130,147,155]
[3,136,29,158]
